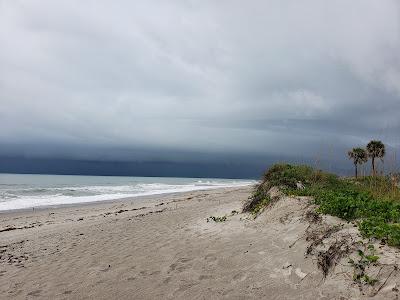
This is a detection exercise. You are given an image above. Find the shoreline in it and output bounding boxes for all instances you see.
[0,183,255,215]
[0,184,255,215]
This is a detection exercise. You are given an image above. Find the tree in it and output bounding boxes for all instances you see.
[348,147,368,178]
[366,140,385,176]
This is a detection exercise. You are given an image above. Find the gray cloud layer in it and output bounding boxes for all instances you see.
[1,0,400,167]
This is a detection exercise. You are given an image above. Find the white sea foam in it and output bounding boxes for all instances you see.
[0,176,255,211]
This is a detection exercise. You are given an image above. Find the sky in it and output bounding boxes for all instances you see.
[1,0,400,177]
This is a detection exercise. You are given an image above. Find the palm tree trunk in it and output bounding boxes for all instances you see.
[355,164,358,178]
[371,157,375,176]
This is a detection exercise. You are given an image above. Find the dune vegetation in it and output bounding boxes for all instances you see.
[244,140,400,247]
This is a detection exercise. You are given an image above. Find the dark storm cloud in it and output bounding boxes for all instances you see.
[1,0,400,169]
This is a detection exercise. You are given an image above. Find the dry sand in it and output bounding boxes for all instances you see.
[1,186,400,299]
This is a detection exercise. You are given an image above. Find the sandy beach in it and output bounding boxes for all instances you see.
[1,186,399,299]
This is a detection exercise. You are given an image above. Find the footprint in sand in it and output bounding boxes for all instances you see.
[204,254,217,262]
[62,290,72,295]
[198,274,213,280]
[270,265,308,283]
[168,257,192,273]
[140,270,161,276]
[232,273,247,282]
[27,289,42,297]
[163,277,172,284]
[100,265,111,272]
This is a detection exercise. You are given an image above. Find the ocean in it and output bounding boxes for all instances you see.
[0,173,255,211]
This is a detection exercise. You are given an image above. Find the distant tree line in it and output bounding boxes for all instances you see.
[348,140,385,178]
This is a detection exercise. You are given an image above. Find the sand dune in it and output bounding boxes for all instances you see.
[0,186,399,299]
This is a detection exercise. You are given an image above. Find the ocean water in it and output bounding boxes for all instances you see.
[0,173,255,211]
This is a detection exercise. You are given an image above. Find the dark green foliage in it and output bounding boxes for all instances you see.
[207,210,240,223]
[262,163,315,189]
[315,189,373,221]
[366,140,385,176]
[348,147,368,178]
[253,163,400,246]
[242,182,270,214]
[243,163,338,215]
[312,189,400,222]
[249,197,270,216]
[261,163,339,190]
[207,215,227,222]
[359,218,400,246]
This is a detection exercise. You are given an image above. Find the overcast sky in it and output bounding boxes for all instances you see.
[1,1,400,171]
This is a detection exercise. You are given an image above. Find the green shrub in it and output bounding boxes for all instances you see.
[250,196,270,216]
[246,163,400,246]
[244,163,339,215]
[243,183,270,214]
[355,176,400,202]
[262,163,314,189]
[359,218,400,246]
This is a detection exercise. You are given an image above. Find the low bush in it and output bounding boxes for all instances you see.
[243,183,270,214]
[245,163,400,246]
[355,176,400,202]
[359,218,400,246]
[244,163,338,215]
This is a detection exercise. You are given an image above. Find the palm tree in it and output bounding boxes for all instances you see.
[348,147,368,178]
[366,140,385,176]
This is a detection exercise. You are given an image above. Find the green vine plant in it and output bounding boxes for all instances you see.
[207,215,227,223]
[207,210,240,223]
[348,244,380,285]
